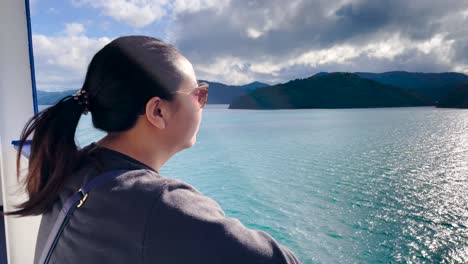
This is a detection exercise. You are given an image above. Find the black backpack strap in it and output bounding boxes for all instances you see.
[38,169,132,264]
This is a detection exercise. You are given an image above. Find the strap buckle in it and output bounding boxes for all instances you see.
[76,189,89,208]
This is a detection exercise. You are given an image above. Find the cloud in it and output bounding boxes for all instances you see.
[172,0,229,13]
[71,0,228,28]
[32,23,111,91]
[46,7,59,14]
[165,0,468,84]
[196,56,255,85]
[187,32,459,85]
[64,23,85,36]
[72,0,169,28]
[246,28,264,39]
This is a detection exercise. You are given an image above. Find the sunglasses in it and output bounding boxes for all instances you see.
[171,82,209,109]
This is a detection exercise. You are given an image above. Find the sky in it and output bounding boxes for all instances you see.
[30,0,468,91]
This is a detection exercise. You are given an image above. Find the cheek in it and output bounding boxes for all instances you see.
[178,105,201,132]
[173,111,199,146]
[188,108,202,135]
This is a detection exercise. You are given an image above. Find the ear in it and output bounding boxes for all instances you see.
[144,97,169,129]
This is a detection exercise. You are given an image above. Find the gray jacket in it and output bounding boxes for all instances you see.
[34,143,300,263]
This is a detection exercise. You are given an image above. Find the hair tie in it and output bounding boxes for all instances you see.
[72,89,90,115]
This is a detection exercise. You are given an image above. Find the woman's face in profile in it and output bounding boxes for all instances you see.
[168,56,203,150]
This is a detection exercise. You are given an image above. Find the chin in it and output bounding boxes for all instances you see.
[182,137,196,150]
[189,137,196,147]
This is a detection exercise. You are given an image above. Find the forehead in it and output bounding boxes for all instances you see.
[174,57,197,87]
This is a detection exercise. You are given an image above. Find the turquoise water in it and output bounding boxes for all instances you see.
[44,105,468,263]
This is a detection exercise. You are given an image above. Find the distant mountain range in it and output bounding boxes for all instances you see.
[36,81,269,105]
[198,80,269,104]
[230,71,468,109]
[37,71,468,109]
[353,71,468,102]
[229,73,431,109]
[37,89,79,105]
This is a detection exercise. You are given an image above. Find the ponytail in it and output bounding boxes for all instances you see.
[3,95,85,216]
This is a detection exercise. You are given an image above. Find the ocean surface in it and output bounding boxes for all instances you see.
[42,105,468,263]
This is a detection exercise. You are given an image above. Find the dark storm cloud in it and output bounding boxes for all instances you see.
[168,0,468,84]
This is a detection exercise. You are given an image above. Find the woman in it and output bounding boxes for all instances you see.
[5,36,300,263]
